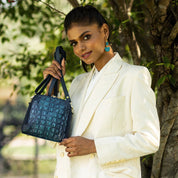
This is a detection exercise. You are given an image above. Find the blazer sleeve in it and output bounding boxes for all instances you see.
[94,67,160,165]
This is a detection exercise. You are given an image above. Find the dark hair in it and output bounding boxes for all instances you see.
[64,5,109,33]
[64,5,110,72]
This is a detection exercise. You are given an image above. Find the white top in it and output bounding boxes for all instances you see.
[84,67,99,101]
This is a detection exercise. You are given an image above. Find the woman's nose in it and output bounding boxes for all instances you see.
[78,42,86,52]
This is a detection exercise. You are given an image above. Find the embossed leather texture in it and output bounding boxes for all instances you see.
[21,46,72,142]
[22,95,72,142]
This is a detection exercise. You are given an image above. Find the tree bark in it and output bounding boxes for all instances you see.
[109,0,141,65]
[110,1,178,177]
[144,1,178,177]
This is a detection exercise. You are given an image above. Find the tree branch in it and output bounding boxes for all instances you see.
[163,21,178,47]
[1,118,22,127]
[35,0,66,16]
[170,3,178,21]
[144,0,155,16]
[151,117,175,178]
[109,0,141,64]
[109,0,128,20]
[127,0,134,13]
[158,0,172,23]
[0,128,20,149]
[151,89,178,178]
[67,0,79,8]
[134,29,155,62]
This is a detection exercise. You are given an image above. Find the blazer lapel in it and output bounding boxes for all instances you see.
[73,53,123,136]
[71,67,95,135]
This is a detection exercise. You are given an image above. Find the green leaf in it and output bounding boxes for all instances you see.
[156,63,164,66]
[121,19,130,24]
[170,64,175,70]
[1,37,10,43]
[157,76,167,87]
[168,75,176,86]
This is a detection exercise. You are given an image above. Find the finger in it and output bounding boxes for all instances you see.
[50,63,62,74]
[67,151,77,157]
[52,60,65,77]
[61,58,65,67]
[60,58,66,75]
[52,60,62,70]
[65,147,76,153]
[43,68,61,80]
[60,138,73,146]
[43,63,62,78]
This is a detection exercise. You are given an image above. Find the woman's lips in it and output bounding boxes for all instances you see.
[81,51,92,59]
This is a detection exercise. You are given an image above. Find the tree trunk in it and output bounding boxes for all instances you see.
[110,0,178,177]
[152,89,178,178]
[34,138,39,178]
[144,1,178,177]
[109,0,141,65]
[151,47,178,178]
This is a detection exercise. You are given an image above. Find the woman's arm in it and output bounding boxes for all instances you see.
[58,67,160,163]
[94,67,160,165]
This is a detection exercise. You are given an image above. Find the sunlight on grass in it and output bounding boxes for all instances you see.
[1,135,57,177]
[2,144,56,159]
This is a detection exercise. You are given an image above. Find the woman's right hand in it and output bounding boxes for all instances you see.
[43,58,66,80]
[43,58,66,94]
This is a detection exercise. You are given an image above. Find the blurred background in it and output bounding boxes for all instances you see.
[0,1,78,177]
[0,0,177,178]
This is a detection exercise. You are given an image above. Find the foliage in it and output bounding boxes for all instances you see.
[0,96,26,149]
[0,0,177,96]
[1,159,55,176]
[0,0,177,177]
[0,0,148,95]
[0,0,82,97]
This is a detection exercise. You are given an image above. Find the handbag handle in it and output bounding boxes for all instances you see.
[35,46,71,103]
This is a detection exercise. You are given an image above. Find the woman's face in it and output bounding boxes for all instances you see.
[67,23,110,70]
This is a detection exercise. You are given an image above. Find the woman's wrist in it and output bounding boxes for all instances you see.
[90,139,96,153]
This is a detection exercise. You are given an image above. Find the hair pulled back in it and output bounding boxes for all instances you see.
[64,5,110,72]
[64,5,109,33]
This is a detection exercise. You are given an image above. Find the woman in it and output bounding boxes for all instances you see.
[43,5,160,178]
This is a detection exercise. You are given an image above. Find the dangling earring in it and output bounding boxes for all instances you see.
[105,41,110,52]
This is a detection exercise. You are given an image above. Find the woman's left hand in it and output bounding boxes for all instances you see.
[60,136,96,157]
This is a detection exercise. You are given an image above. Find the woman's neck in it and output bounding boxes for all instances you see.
[94,49,115,71]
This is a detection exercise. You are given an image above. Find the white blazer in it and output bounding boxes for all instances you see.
[49,53,160,178]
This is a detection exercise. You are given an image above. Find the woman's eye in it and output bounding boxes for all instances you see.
[83,35,91,40]
[70,42,77,47]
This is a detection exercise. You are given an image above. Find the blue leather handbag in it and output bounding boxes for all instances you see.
[21,46,72,142]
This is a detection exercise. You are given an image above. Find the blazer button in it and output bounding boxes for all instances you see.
[60,152,64,157]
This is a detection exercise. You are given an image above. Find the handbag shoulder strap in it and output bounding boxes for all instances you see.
[48,72,71,102]
[35,75,51,95]
[35,46,71,103]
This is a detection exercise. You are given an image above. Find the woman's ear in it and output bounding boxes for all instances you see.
[102,23,109,39]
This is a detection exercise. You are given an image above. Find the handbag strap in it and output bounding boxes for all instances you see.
[35,46,71,103]
[35,75,51,95]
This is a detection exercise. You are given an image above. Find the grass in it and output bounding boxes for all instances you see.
[1,135,57,177]
[2,159,56,176]
[2,144,56,159]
